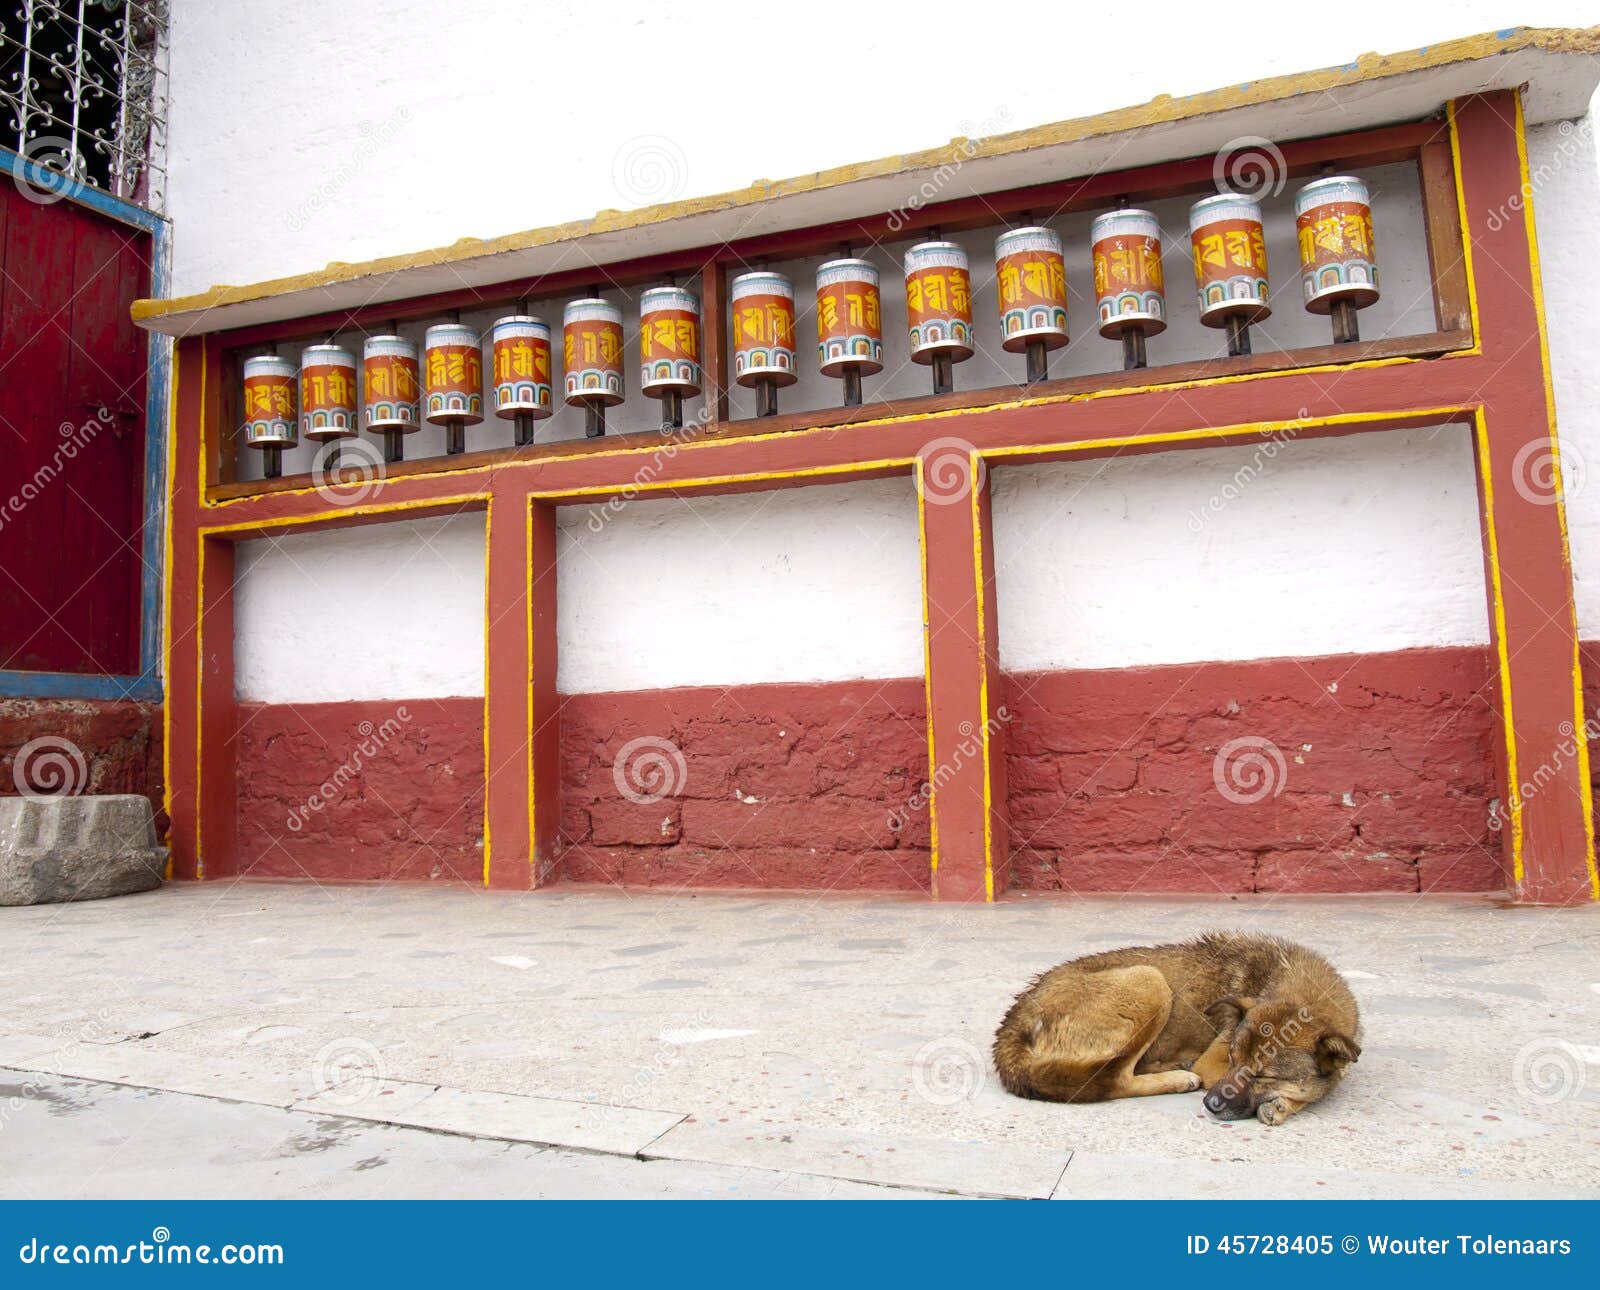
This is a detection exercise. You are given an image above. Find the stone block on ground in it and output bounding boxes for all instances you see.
[0,794,165,906]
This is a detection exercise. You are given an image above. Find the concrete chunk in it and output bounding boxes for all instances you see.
[0,795,165,906]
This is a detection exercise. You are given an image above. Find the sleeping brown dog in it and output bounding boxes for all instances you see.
[993,932,1359,1125]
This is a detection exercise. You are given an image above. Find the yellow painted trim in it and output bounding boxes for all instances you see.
[530,458,913,502]
[198,493,488,537]
[160,349,180,880]
[1446,100,1485,351]
[913,462,939,881]
[132,27,1600,332]
[1512,93,1600,900]
[193,531,205,881]
[968,455,996,903]
[981,406,1473,463]
[525,497,537,886]
[1474,409,1524,884]
[482,495,494,888]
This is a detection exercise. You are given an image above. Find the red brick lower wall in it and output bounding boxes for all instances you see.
[221,643,1566,893]
[559,678,931,890]
[233,698,483,882]
[1003,646,1504,894]
[0,698,164,830]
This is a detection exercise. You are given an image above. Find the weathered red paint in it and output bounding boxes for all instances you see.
[1006,646,1502,895]
[234,697,482,882]
[560,676,930,891]
[0,698,164,829]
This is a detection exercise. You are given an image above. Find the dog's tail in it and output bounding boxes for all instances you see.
[992,1009,1103,1103]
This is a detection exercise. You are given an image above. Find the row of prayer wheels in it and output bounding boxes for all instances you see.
[240,176,1377,476]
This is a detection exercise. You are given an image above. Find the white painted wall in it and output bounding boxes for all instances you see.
[992,426,1490,672]
[234,515,485,703]
[556,478,924,692]
[185,2,1600,699]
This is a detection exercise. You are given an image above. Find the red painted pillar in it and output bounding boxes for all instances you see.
[919,440,1009,901]
[484,487,532,889]
[1455,91,1597,904]
[196,533,237,878]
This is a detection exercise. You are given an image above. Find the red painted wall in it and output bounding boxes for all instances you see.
[233,698,482,882]
[1004,646,1503,894]
[560,678,931,890]
[0,698,163,827]
[223,645,1533,893]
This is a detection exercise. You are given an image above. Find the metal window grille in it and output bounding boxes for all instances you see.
[1,0,169,208]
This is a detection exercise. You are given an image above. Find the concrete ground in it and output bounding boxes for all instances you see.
[0,880,1597,1199]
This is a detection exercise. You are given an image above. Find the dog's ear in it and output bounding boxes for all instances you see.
[1316,1032,1361,1075]
[1206,995,1257,1030]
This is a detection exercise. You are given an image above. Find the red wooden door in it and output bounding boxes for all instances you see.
[0,182,152,676]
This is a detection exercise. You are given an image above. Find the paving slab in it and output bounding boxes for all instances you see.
[297,1079,687,1157]
[643,1117,1070,1198]
[15,1044,304,1109]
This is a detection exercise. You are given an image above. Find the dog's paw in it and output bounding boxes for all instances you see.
[1256,1096,1291,1126]
[1178,1071,1202,1092]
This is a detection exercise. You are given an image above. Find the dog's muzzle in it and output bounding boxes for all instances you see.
[1203,1072,1256,1120]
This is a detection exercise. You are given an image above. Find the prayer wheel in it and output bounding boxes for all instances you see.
[1188,193,1271,357]
[1091,208,1166,369]
[815,257,882,407]
[423,323,484,455]
[638,286,702,430]
[362,335,420,464]
[491,316,554,447]
[730,270,797,417]
[241,354,297,479]
[995,225,1069,383]
[563,298,625,437]
[1295,176,1379,343]
[300,344,358,473]
[904,240,974,394]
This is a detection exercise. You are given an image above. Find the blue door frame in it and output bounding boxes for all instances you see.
[0,146,169,704]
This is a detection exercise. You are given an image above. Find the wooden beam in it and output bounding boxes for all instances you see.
[484,487,534,889]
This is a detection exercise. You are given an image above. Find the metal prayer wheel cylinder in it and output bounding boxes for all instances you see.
[730,270,797,417]
[638,286,702,430]
[995,226,1068,383]
[1090,209,1166,369]
[563,298,625,437]
[362,335,420,463]
[1295,176,1379,343]
[904,240,974,395]
[242,355,297,448]
[1188,193,1271,357]
[424,323,484,454]
[299,345,358,441]
[491,316,554,447]
[815,258,882,407]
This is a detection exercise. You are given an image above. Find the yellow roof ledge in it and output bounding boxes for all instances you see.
[133,26,1600,339]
